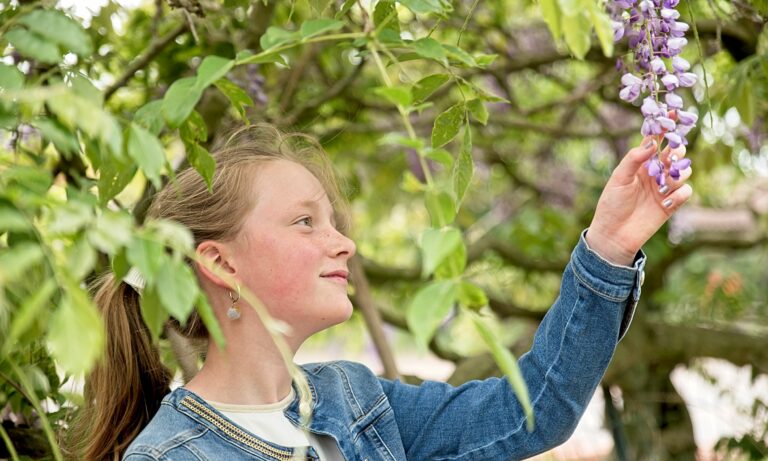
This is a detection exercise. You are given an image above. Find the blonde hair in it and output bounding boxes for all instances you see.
[69,124,350,460]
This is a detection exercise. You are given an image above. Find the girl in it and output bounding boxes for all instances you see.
[75,124,692,460]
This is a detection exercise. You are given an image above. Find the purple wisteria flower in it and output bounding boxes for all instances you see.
[609,0,697,183]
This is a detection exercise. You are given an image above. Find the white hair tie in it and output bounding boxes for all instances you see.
[123,267,146,293]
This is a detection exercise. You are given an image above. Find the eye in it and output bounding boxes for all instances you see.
[295,216,313,227]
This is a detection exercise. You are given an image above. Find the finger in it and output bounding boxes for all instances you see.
[663,145,687,167]
[661,183,693,213]
[658,166,692,195]
[615,137,658,181]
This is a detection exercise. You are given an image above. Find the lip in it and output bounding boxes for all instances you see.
[320,270,349,285]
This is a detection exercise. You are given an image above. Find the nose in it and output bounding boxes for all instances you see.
[328,228,356,259]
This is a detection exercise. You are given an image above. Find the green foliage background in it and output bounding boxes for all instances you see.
[0,0,767,459]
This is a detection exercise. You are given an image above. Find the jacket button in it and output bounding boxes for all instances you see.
[639,270,645,286]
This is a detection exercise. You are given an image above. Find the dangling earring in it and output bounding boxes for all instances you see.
[227,285,241,320]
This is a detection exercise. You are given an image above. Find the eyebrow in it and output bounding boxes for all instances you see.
[295,199,337,226]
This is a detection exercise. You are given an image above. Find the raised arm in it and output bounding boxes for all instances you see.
[379,139,692,460]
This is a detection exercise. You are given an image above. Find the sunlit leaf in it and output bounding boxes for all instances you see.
[425,190,456,227]
[0,64,24,92]
[420,227,462,277]
[5,278,56,351]
[214,78,254,120]
[470,311,534,431]
[374,85,413,107]
[140,285,167,342]
[407,280,458,348]
[156,258,199,324]
[127,123,165,187]
[195,56,234,90]
[5,28,60,64]
[47,286,104,375]
[260,26,299,50]
[453,126,474,209]
[162,77,203,128]
[18,9,93,56]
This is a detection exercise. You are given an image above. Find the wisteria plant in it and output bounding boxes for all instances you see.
[610,0,697,188]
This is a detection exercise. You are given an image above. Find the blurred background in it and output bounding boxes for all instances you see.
[0,0,766,459]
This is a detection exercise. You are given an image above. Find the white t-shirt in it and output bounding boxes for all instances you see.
[208,390,344,461]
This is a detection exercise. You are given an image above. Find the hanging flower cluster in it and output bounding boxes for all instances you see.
[610,0,697,187]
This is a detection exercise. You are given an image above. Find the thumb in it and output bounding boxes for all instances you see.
[614,137,658,182]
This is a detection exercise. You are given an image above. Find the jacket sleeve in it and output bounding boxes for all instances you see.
[379,228,646,461]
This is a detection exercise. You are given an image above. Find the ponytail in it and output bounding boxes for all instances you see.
[67,273,172,460]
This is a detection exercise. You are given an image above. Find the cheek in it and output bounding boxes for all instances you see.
[246,236,317,305]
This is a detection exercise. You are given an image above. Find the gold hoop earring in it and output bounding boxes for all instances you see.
[227,284,241,320]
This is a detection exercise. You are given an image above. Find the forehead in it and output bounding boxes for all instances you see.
[251,159,329,210]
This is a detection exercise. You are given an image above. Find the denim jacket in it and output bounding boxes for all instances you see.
[124,229,646,461]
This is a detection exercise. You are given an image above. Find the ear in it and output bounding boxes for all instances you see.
[195,240,237,290]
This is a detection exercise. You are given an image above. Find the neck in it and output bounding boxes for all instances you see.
[184,322,301,405]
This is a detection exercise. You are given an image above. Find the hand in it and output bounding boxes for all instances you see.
[586,137,693,266]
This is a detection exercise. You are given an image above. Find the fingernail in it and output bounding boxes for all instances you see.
[643,140,656,149]
[659,185,669,195]
[663,198,673,208]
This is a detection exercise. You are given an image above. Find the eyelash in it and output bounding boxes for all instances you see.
[296,216,313,227]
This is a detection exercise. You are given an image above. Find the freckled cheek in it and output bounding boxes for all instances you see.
[250,242,318,305]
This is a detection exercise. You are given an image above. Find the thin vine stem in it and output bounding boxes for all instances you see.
[367,40,434,187]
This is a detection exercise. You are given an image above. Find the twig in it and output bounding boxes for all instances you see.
[104,21,189,101]
[349,256,400,380]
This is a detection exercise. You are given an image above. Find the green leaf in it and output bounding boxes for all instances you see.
[374,0,400,34]
[373,85,413,107]
[260,26,299,50]
[196,292,226,349]
[406,280,458,348]
[458,282,487,308]
[48,201,93,234]
[47,286,105,375]
[134,100,165,136]
[424,148,453,167]
[186,143,216,191]
[5,28,61,64]
[474,53,498,68]
[195,56,234,90]
[179,110,208,143]
[5,278,56,351]
[88,210,134,254]
[235,51,287,66]
[309,0,332,14]
[155,258,199,324]
[562,11,591,59]
[162,77,203,128]
[399,0,452,15]
[420,227,462,277]
[0,204,30,232]
[431,102,464,147]
[412,37,447,64]
[214,78,254,120]
[140,285,167,342]
[336,0,357,19]
[737,75,755,126]
[112,249,129,280]
[18,9,93,56]
[147,219,194,253]
[466,99,488,125]
[425,190,456,227]
[588,3,614,57]
[127,123,165,187]
[540,0,562,39]
[453,126,474,209]
[34,117,80,156]
[412,73,450,103]
[470,312,534,431]
[66,236,97,280]
[127,236,165,283]
[442,44,477,67]
[98,158,136,205]
[0,64,24,91]
[300,19,344,39]
[434,238,466,279]
[69,73,102,105]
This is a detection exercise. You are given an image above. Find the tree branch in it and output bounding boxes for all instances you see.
[104,21,189,101]
[349,256,401,380]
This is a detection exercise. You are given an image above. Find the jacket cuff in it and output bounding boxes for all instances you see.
[572,228,646,340]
